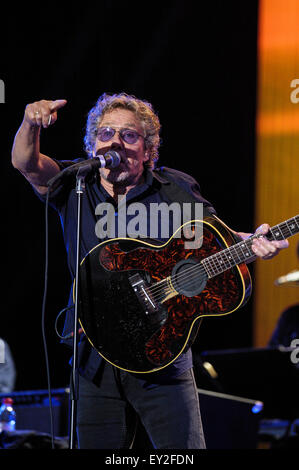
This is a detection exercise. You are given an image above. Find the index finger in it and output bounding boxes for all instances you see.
[49,99,67,112]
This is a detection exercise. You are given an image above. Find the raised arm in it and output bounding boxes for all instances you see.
[11,99,67,194]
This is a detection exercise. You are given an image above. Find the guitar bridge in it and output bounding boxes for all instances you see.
[129,273,158,316]
[128,273,168,327]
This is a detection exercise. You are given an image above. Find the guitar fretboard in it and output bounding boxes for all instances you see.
[202,215,299,279]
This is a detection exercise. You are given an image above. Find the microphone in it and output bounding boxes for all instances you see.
[274,269,299,286]
[47,151,121,188]
[95,150,121,169]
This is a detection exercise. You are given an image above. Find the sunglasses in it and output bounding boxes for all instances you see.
[97,126,144,145]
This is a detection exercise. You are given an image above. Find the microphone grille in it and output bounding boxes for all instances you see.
[104,150,121,168]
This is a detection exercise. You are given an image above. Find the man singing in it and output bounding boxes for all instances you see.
[11,92,288,449]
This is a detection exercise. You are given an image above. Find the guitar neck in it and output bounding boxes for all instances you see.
[202,215,299,279]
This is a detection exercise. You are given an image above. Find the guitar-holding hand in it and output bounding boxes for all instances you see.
[236,223,289,260]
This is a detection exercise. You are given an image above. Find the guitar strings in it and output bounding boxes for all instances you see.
[146,257,229,304]
[146,236,256,302]
[146,243,250,299]
[146,237,253,302]
[130,216,298,304]
[146,218,297,303]
[147,262,207,301]
[146,219,296,300]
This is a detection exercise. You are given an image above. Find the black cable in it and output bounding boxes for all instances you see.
[41,189,55,449]
[54,305,74,340]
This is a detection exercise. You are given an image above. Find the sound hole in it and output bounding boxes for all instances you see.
[171,259,207,297]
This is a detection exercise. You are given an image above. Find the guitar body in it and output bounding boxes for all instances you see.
[77,217,252,373]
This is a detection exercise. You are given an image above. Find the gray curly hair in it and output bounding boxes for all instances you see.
[84,92,161,168]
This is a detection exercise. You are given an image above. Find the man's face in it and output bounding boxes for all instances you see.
[93,108,149,186]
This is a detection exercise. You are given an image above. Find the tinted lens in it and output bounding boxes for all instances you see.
[97,127,141,144]
[97,127,115,142]
[120,129,140,144]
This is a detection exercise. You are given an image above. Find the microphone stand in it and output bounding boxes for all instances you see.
[69,167,87,449]
[45,153,120,448]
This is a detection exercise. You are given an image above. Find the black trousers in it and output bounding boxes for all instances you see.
[76,362,206,449]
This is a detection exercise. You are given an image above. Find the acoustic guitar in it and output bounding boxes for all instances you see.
[75,214,299,373]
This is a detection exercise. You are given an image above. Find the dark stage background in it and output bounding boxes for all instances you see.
[1,1,259,391]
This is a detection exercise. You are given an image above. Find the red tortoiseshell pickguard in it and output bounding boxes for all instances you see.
[98,223,250,366]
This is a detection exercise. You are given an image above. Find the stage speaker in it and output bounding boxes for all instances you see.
[0,388,69,437]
